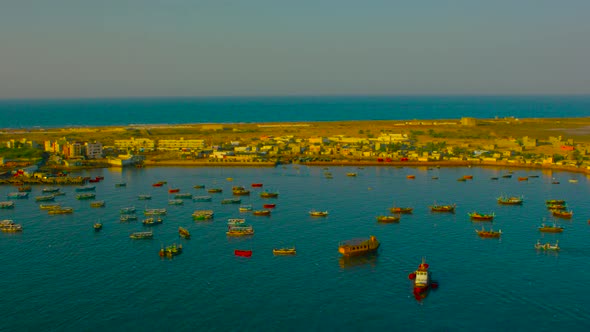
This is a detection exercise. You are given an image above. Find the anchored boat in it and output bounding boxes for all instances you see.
[338,236,380,256]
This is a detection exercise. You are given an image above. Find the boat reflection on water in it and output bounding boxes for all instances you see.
[338,252,379,269]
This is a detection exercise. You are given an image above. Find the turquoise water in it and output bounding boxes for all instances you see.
[1,96,589,128]
[2,165,590,331]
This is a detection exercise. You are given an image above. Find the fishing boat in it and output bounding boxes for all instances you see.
[0,201,15,209]
[7,192,28,199]
[42,187,60,193]
[120,207,136,214]
[168,199,184,205]
[529,175,540,178]
[144,208,167,216]
[168,188,180,193]
[263,203,276,209]
[429,204,456,213]
[93,222,102,231]
[221,198,241,204]
[518,177,528,181]
[35,195,55,202]
[227,218,246,225]
[273,247,296,255]
[174,193,193,199]
[252,209,271,216]
[406,175,416,179]
[76,193,96,200]
[179,227,191,239]
[497,195,523,205]
[501,174,512,178]
[138,194,152,200]
[552,210,573,219]
[251,183,263,188]
[152,181,166,187]
[159,243,182,257]
[546,204,567,210]
[90,200,106,208]
[48,207,74,215]
[75,185,96,192]
[192,210,214,220]
[234,249,252,257]
[239,205,253,212]
[18,186,32,192]
[120,215,138,222]
[468,212,495,221]
[193,184,205,189]
[539,223,564,233]
[193,196,212,202]
[569,179,578,183]
[39,203,60,210]
[338,236,380,256]
[115,182,127,187]
[232,186,251,196]
[376,215,400,223]
[207,188,223,193]
[226,224,254,236]
[475,227,502,238]
[142,217,163,225]
[408,258,438,298]
[490,177,499,180]
[260,191,279,198]
[535,240,559,251]
[457,177,467,182]
[389,207,413,214]
[346,172,357,177]
[463,175,473,180]
[309,210,329,217]
[1,222,23,233]
[546,199,566,205]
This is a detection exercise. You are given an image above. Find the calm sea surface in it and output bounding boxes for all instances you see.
[1,96,589,129]
[1,165,590,331]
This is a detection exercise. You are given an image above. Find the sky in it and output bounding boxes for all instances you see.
[1,0,589,98]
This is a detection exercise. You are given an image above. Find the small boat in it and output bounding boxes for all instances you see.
[144,208,167,216]
[262,203,276,209]
[115,182,127,187]
[90,200,106,208]
[431,176,439,180]
[193,196,212,202]
[260,191,279,198]
[142,217,163,225]
[221,198,241,204]
[76,193,96,200]
[546,199,566,205]
[138,194,152,200]
[120,215,138,222]
[192,210,214,220]
[251,183,263,188]
[1,223,23,233]
[120,207,136,214]
[227,224,254,236]
[179,227,191,239]
[52,191,66,197]
[546,204,567,210]
[232,188,251,196]
[406,175,416,179]
[463,175,473,180]
[75,185,96,192]
[539,223,563,233]
[490,177,499,180]
[234,249,252,257]
[168,199,184,205]
[518,177,528,181]
[252,209,271,216]
[174,193,193,199]
[0,201,15,209]
[529,175,540,178]
[475,227,502,238]
[239,205,253,212]
[309,210,328,217]
[389,207,413,214]
[39,203,61,210]
[429,204,456,213]
[88,178,100,183]
[552,210,573,219]
[338,236,380,256]
[227,218,246,225]
[457,177,467,182]
[93,222,102,231]
[226,178,233,182]
[346,172,357,177]
[48,207,74,215]
[468,212,495,221]
[7,192,28,199]
[42,187,60,193]
[152,181,166,187]
[376,215,400,223]
[35,195,55,202]
[273,247,296,255]
[168,188,180,193]
[501,174,512,178]
[159,243,183,257]
[552,180,560,184]
[408,258,438,297]
[497,195,523,205]
[207,188,223,193]
[535,240,559,251]
[18,186,32,192]
[193,184,205,189]
[569,179,578,183]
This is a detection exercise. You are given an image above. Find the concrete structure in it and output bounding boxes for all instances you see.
[157,138,206,151]
[114,138,156,152]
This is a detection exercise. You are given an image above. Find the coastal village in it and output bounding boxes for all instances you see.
[1,117,590,179]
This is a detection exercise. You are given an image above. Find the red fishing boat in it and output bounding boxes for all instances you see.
[263,203,276,209]
[251,183,263,188]
[408,258,438,299]
[168,188,180,193]
[234,249,252,257]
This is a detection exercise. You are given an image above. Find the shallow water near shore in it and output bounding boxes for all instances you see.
[2,165,590,331]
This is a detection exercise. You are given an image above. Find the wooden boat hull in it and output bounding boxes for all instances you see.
[234,250,252,257]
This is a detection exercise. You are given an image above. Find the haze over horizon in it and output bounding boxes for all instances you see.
[1,1,589,99]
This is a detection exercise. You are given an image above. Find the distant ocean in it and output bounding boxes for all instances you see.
[1,96,589,129]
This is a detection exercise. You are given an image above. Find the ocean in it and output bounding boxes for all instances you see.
[1,95,589,129]
[2,166,590,331]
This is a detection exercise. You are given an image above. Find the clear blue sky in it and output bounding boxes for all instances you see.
[1,0,589,98]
